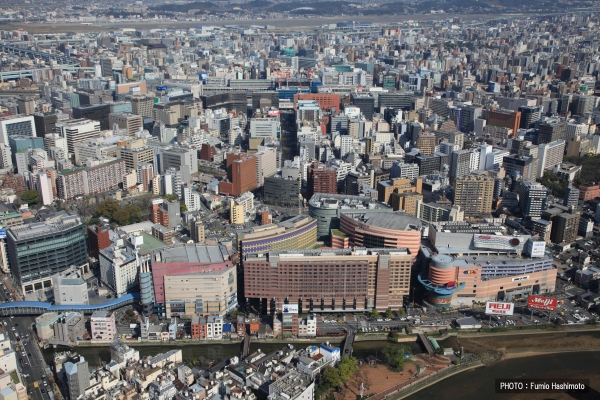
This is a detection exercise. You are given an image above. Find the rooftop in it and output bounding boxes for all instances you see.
[91,310,112,318]
[431,221,506,234]
[309,193,390,210]
[247,247,411,260]
[349,211,422,231]
[8,214,82,241]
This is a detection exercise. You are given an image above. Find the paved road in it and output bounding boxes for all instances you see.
[0,278,50,400]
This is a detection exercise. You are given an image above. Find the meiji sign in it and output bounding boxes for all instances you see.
[485,301,514,315]
[527,295,557,311]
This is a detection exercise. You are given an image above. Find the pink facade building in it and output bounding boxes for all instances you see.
[90,310,117,341]
[338,212,422,256]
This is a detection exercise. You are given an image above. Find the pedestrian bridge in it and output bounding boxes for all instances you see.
[0,293,140,316]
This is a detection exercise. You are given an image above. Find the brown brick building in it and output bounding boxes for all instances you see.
[244,248,413,314]
[294,93,341,112]
[87,225,111,260]
[306,164,337,199]
[199,143,217,161]
[488,109,522,134]
[220,155,257,196]
[150,201,169,228]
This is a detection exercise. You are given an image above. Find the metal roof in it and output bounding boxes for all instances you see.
[0,293,140,314]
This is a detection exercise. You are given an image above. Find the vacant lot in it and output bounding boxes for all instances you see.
[338,355,451,400]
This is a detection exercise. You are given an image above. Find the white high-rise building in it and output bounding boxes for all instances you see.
[182,185,201,212]
[250,116,280,138]
[255,147,278,187]
[478,145,492,170]
[390,162,419,179]
[0,144,12,169]
[537,140,565,179]
[566,122,588,141]
[37,171,54,205]
[0,115,36,144]
[56,119,101,155]
[44,133,68,158]
[338,135,353,159]
[469,149,480,172]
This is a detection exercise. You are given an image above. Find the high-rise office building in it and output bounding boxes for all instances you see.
[220,155,257,196]
[537,140,565,178]
[519,182,548,219]
[56,119,102,155]
[537,120,566,144]
[33,112,58,138]
[159,147,198,182]
[17,96,35,115]
[87,225,111,260]
[487,109,522,134]
[72,104,111,130]
[117,141,155,173]
[551,212,580,244]
[108,112,144,136]
[307,164,337,199]
[254,147,278,187]
[126,95,154,118]
[0,115,36,144]
[518,105,543,129]
[564,185,580,207]
[350,92,375,120]
[7,214,88,293]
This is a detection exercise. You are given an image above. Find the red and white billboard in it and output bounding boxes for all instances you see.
[527,295,557,311]
[485,301,514,316]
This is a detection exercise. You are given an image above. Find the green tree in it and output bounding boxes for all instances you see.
[180,201,188,213]
[322,366,342,388]
[337,356,359,381]
[384,308,394,318]
[86,217,101,226]
[370,309,379,319]
[95,199,120,219]
[21,190,40,206]
[540,171,568,198]
[124,205,142,224]
[112,209,131,226]
[382,345,412,372]
[164,194,179,202]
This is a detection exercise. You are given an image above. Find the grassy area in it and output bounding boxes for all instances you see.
[9,371,19,385]
[331,229,347,237]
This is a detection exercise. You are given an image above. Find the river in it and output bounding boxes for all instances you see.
[407,351,600,400]
[42,339,424,367]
